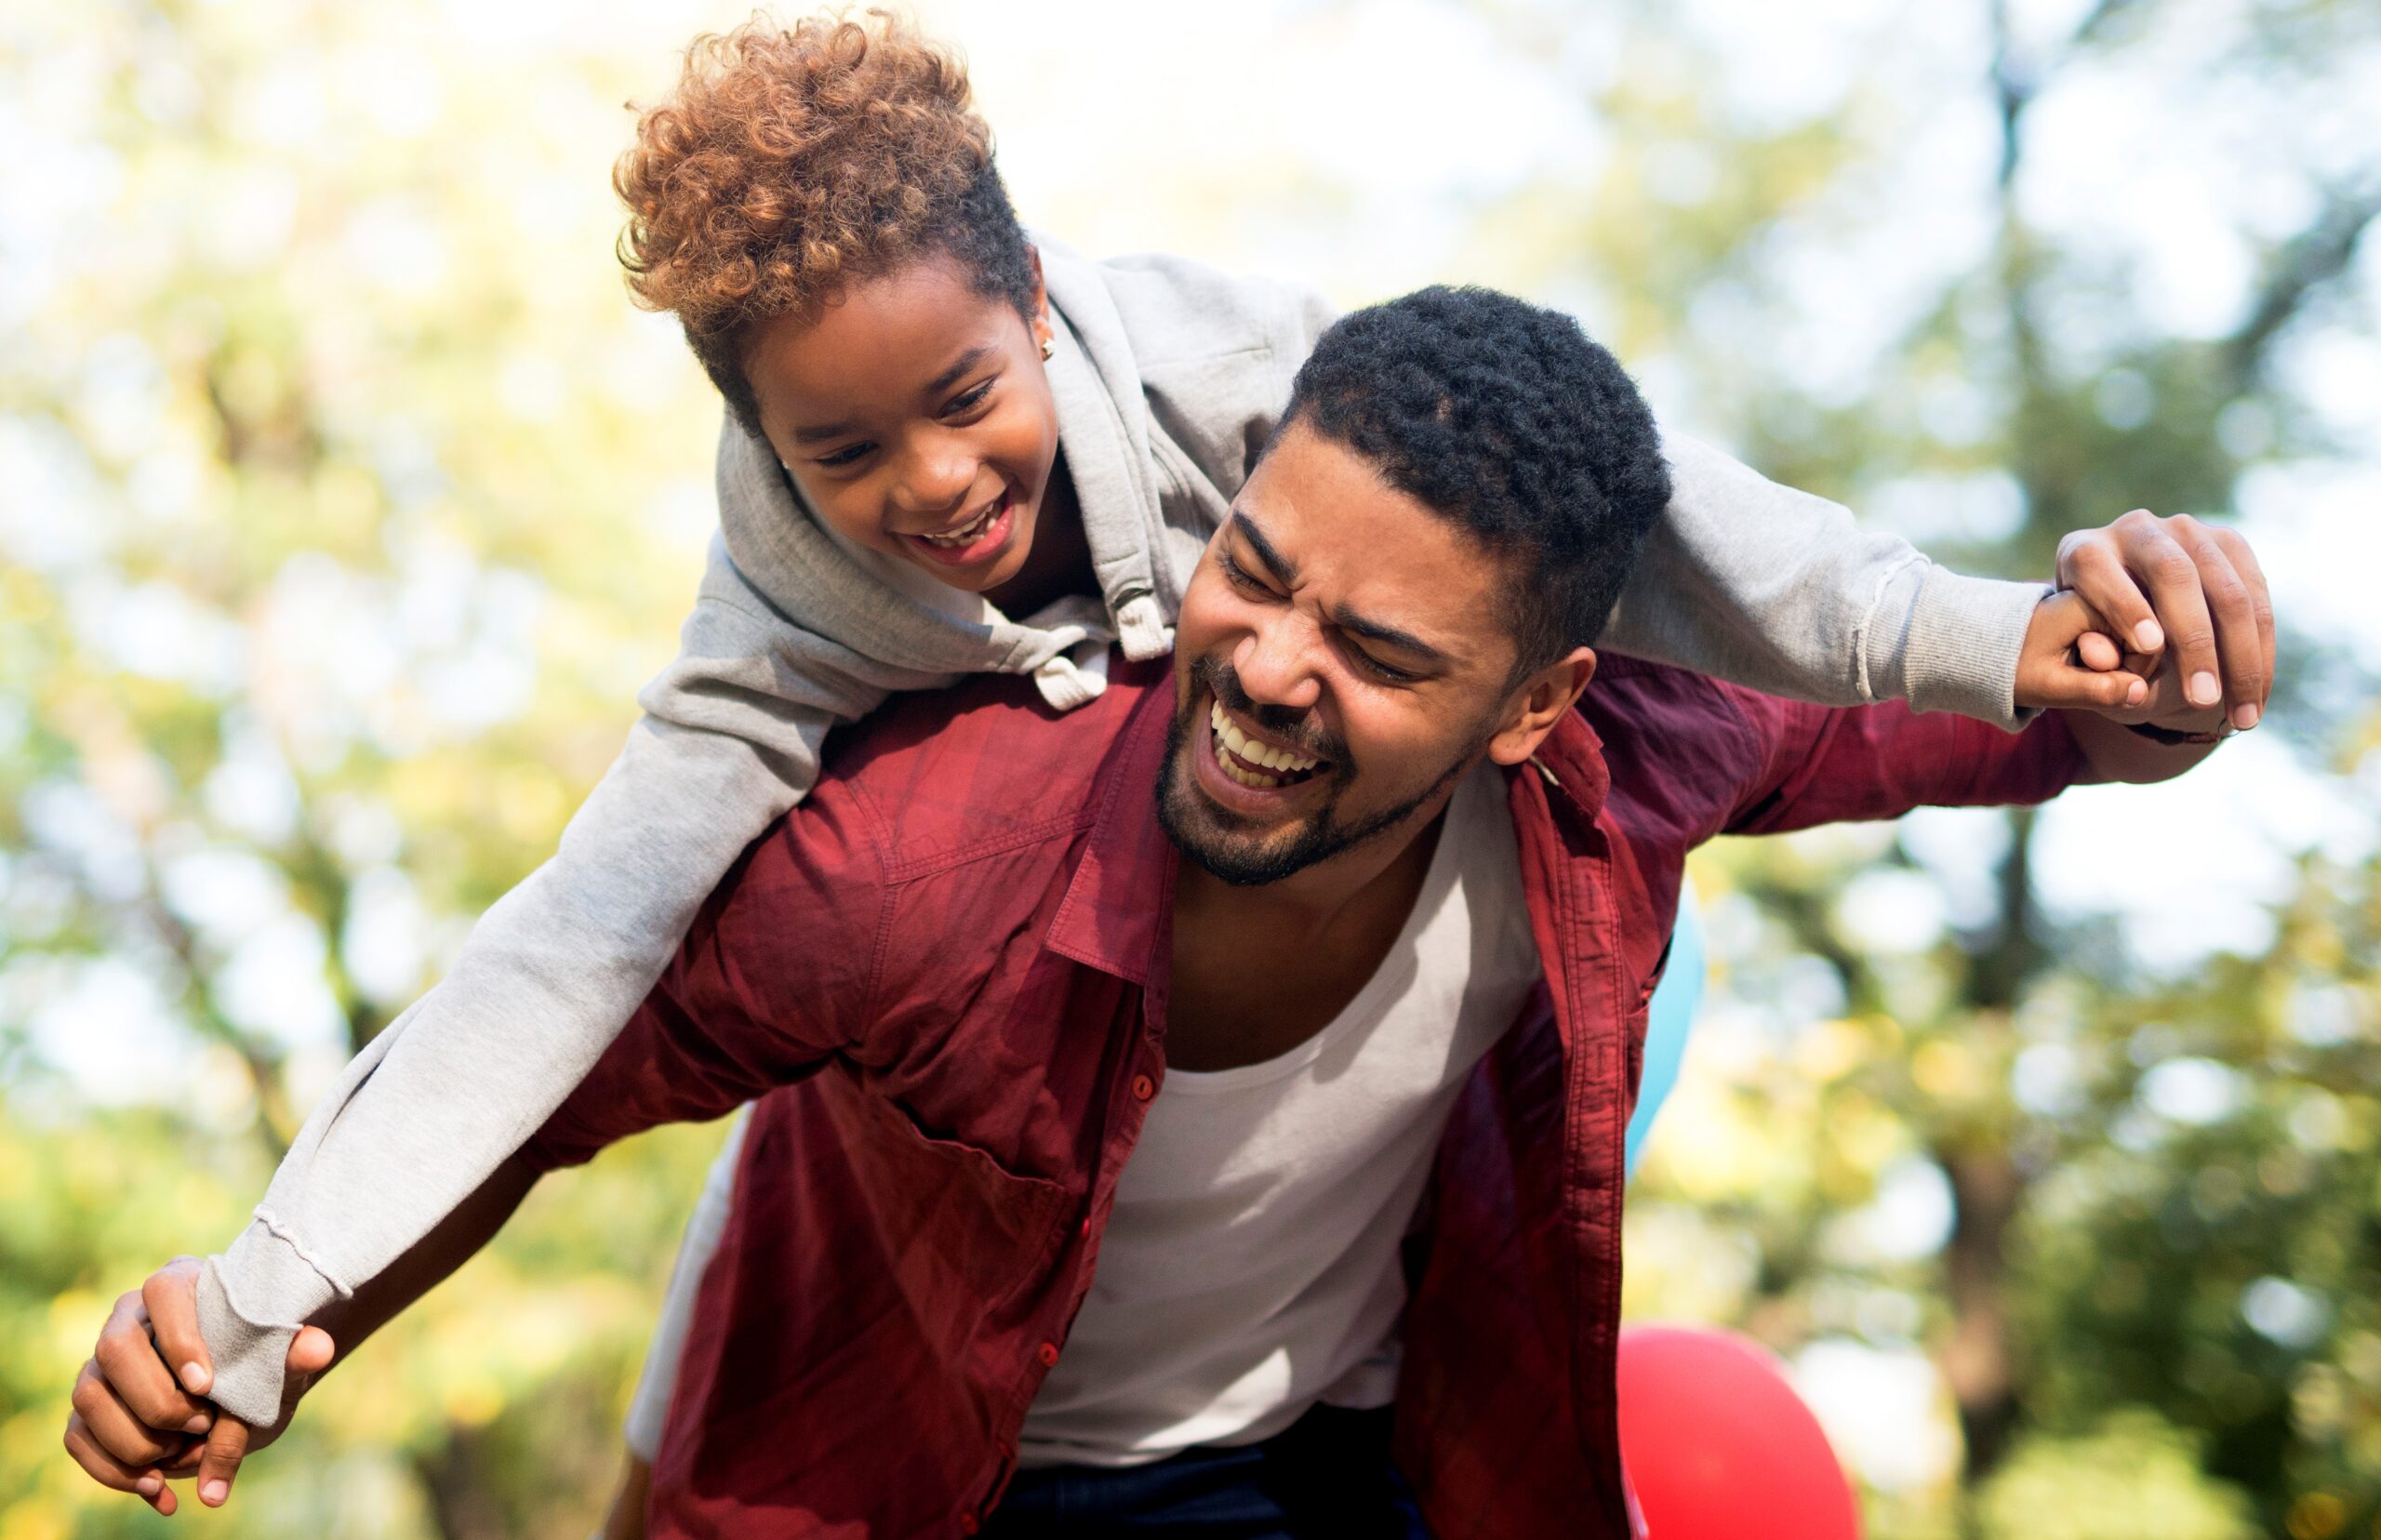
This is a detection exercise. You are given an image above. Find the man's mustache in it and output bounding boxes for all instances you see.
[1192,656,1346,767]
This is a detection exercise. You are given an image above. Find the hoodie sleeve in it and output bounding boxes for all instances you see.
[1090,247,2045,730]
[193,533,885,1428]
[1599,428,2050,730]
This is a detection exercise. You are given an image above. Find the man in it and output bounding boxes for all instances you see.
[68,287,2244,1535]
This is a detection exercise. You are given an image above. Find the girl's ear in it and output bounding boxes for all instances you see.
[1026,246,1055,356]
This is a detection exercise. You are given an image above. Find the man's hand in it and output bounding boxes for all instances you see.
[2045,509,2274,729]
[63,1257,335,1515]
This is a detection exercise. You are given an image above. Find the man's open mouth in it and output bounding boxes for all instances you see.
[1208,697,1325,790]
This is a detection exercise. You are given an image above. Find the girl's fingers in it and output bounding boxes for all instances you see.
[92,1291,208,1434]
[141,1258,213,1399]
[71,1359,191,1467]
[2075,631,2122,671]
[61,1414,177,1515]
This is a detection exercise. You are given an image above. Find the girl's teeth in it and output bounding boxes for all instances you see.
[921,500,1000,547]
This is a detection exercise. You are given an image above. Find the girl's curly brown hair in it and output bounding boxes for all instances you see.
[616,10,1038,431]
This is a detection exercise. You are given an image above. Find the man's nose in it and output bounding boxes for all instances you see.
[1231,617,1324,715]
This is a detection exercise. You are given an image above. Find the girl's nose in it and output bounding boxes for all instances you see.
[890,438,976,516]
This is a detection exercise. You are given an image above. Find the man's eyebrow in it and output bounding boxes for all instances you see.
[1332,604,1450,667]
[787,346,999,445]
[1228,511,1297,586]
[1230,511,1449,667]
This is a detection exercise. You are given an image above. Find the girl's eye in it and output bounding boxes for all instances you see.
[815,444,872,469]
[945,380,994,416]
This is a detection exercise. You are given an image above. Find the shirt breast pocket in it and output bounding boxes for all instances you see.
[850,1089,1076,1325]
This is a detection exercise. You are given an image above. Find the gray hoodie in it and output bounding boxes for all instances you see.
[193,236,2044,1427]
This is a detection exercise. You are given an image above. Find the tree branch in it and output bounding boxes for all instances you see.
[2224,184,2381,387]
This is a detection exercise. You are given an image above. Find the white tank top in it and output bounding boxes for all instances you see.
[1018,762,1542,1467]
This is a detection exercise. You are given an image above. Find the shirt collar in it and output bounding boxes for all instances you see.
[1045,673,1181,985]
[1522,703,1614,824]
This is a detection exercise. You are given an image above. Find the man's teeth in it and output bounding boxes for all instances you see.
[1208,698,1320,789]
[919,498,1002,548]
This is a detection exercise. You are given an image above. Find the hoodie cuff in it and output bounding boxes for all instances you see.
[195,1221,342,1427]
[1866,564,2050,731]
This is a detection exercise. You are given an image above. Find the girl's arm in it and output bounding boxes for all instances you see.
[1601,429,2050,727]
[191,538,882,1429]
[1121,249,2142,731]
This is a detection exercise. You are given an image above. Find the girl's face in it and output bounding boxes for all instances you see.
[743,255,1060,594]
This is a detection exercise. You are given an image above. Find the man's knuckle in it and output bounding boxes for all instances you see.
[2070,544,2122,585]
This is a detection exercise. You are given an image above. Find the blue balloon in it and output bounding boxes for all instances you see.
[1626,890,1704,1180]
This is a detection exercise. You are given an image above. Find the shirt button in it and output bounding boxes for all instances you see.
[1036,1341,1060,1367]
[1078,1215,1092,1240]
[960,1516,979,1536]
[1131,1073,1156,1101]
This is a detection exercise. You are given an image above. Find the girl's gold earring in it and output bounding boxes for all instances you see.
[1040,336,1055,360]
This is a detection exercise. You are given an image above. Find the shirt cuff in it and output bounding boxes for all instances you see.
[1872,564,2051,730]
[195,1220,342,1427]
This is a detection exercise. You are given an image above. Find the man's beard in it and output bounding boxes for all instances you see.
[1155,655,1489,887]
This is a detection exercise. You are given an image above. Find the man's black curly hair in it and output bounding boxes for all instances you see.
[1270,285,1672,679]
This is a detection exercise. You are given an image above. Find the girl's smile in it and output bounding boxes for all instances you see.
[741,256,1061,597]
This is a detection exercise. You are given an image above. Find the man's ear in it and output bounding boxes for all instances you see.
[1486,646,1597,767]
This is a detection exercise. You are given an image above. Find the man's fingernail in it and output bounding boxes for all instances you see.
[2234,703,2260,730]
[185,1414,213,1434]
[2189,671,2219,706]
[180,1362,209,1393]
[2126,680,2146,706]
[2135,620,2163,651]
[201,1479,229,1506]
[137,1474,162,1497]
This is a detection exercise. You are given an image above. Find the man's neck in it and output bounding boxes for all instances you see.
[1163,790,1457,1073]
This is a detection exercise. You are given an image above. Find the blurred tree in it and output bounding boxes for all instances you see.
[1448,0,2381,1533]
[0,0,737,1534]
[4,0,2377,1536]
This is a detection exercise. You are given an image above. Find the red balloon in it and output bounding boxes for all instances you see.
[1616,1325,1862,1540]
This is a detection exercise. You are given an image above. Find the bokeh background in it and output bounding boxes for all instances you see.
[4,0,2379,1534]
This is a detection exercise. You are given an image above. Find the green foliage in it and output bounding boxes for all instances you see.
[1976,1411,2258,1540]
[3,1,2376,1536]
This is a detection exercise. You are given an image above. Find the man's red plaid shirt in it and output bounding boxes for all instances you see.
[525,653,2086,1538]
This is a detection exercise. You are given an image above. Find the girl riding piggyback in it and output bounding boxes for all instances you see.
[163,9,2152,1476]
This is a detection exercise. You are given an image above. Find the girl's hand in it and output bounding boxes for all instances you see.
[62,1256,335,1515]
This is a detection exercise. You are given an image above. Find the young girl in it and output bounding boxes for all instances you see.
[179,11,2138,1447]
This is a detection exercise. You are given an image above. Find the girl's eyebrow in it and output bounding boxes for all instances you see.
[923,344,995,397]
[790,345,1000,445]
